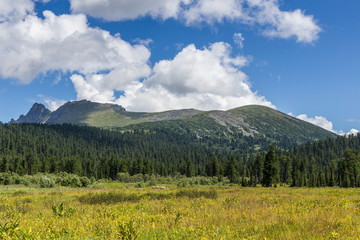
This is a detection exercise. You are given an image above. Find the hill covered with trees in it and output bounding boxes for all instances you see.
[13,101,336,152]
[0,122,359,187]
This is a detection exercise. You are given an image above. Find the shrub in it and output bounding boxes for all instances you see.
[117,172,131,183]
[135,182,145,188]
[61,175,82,187]
[80,177,91,187]
[39,176,55,188]
[118,220,140,240]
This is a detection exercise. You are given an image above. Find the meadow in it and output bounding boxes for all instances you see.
[1,184,360,239]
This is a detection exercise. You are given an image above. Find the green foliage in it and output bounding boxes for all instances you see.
[78,189,218,205]
[39,176,55,188]
[78,192,142,205]
[118,220,140,240]
[0,220,21,239]
[262,146,279,187]
[0,172,92,188]
[338,149,360,187]
[176,176,222,187]
[80,176,91,187]
[52,202,75,217]
[4,186,360,239]
[175,189,218,199]
[0,117,358,189]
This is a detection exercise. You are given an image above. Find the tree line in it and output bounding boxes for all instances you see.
[0,123,360,187]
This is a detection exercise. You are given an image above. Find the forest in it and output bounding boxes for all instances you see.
[0,123,360,187]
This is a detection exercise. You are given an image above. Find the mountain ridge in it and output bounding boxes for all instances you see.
[12,103,51,124]
[12,100,337,150]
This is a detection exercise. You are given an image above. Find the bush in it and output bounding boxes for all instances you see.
[61,175,81,187]
[135,182,145,188]
[117,172,131,183]
[39,176,55,188]
[80,177,91,187]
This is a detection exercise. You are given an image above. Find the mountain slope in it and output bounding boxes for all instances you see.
[13,101,337,150]
[14,100,202,127]
[120,105,336,151]
[12,103,51,124]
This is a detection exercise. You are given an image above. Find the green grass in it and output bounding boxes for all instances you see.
[1,185,360,239]
[83,109,151,128]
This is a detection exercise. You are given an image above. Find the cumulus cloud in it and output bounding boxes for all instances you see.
[70,0,321,43]
[70,0,191,21]
[0,0,34,22]
[70,42,273,112]
[71,74,117,103]
[184,0,321,43]
[0,2,151,84]
[290,113,360,136]
[0,0,272,113]
[346,129,360,136]
[37,95,67,111]
[117,42,274,111]
[295,114,335,133]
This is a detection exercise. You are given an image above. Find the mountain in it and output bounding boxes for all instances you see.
[121,105,337,150]
[12,103,51,124]
[47,100,126,125]
[12,100,337,150]
[14,100,201,127]
[1,116,358,186]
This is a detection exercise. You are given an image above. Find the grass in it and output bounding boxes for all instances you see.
[1,186,360,239]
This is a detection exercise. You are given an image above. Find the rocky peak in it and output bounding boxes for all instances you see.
[15,103,51,124]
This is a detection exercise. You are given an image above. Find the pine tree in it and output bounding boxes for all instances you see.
[262,145,279,187]
[226,156,239,183]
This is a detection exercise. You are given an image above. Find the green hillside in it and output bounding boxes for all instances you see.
[118,105,336,151]
[227,105,335,144]
[14,101,337,150]
[44,100,201,128]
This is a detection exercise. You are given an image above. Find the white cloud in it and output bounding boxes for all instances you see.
[184,0,321,43]
[70,42,273,112]
[337,129,360,137]
[133,38,154,47]
[0,8,151,84]
[71,74,116,103]
[290,113,360,136]
[295,114,335,133]
[70,0,321,43]
[183,0,247,24]
[260,8,321,43]
[70,0,190,21]
[37,95,67,111]
[0,0,272,113]
[117,42,273,112]
[0,0,34,22]
[233,33,245,48]
[346,129,360,136]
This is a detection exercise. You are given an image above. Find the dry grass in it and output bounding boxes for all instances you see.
[1,186,360,239]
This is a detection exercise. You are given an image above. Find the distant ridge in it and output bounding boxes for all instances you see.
[12,100,337,148]
[12,103,51,124]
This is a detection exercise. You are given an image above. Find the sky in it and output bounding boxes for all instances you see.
[0,0,359,135]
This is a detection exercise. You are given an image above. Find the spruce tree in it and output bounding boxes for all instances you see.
[262,145,279,187]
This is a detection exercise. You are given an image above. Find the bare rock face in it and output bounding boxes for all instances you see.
[15,103,51,124]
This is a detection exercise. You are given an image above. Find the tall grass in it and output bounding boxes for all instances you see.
[1,186,360,239]
[78,189,218,204]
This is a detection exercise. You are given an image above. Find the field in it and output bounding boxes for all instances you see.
[1,185,360,239]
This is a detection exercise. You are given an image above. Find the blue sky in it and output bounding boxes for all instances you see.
[0,0,359,134]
